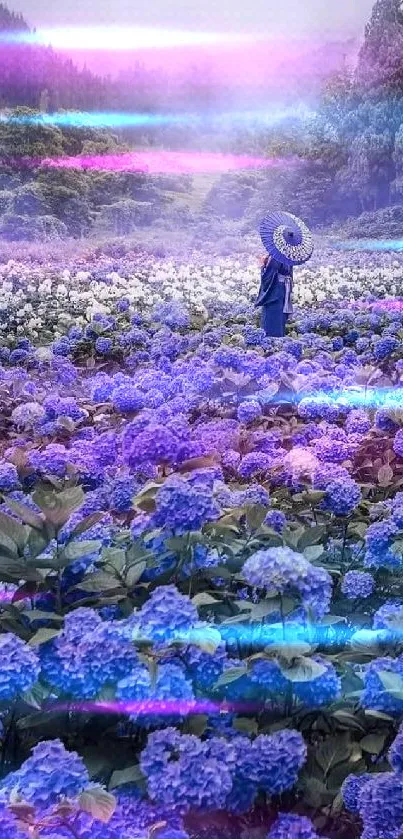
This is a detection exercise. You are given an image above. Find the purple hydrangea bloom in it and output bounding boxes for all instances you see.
[389,724,403,772]
[361,655,403,715]
[322,477,361,516]
[112,385,145,414]
[394,429,403,458]
[140,727,234,811]
[238,451,278,478]
[341,571,375,600]
[358,772,403,839]
[267,814,327,839]
[0,806,27,839]
[0,739,89,809]
[0,633,40,700]
[345,410,372,435]
[41,619,139,698]
[253,729,307,794]
[264,509,286,532]
[0,462,20,492]
[237,400,262,424]
[243,547,332,620]
[95,336,113,355]
[341,773,372,813]
[125,425,179,468]
[152,474,220,534]
[138,585,197,643]
[373,602,403,631]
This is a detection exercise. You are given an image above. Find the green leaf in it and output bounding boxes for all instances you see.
[360,733,387,755]
[27,528,51,559]
[33,486,84,528]
[364,709,394,722]
[0,511,27,552]
[79,787,116,823]
[102,548,126,573]
[0,530,18,558]
[185,625,222,654]
[125,561,146,588]
[4,500,44,531]
[63,540,102,562]
[301,490,326,505]
[245,504,268,532]
[70,512,105,538]
[279,656,327,683]
[22,680,51,709]
[215,666,247,688]
[184,714,208,737]
[378,464,394,487]
[233,717,258,735]
[315,735,352,777]
[109,765,144,790]
[331,711,365,732]
[73,572,122,593]
[21,609,63,623]
[251,599,281,620]
[134,481,163,512]
[192,592,219,606]
[378,671,403,696]
[29,627,61,646]
[303,545,325,562]
[0,556,43,583]
[297,525,327,552]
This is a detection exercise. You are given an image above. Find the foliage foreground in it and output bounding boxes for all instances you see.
[0,246,402,839]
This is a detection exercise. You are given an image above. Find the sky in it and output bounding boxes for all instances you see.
[13,0,375,40]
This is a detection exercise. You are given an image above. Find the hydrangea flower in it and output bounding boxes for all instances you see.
[243,547,332,619]
[140,727,234,811]
[322,477,361,516]
[0,739,89,809]
[341,571,375,600]
[237,400,262,424]
[358,772,403,839]
[0,633,40,700]
[341,772,372,813]
[253,730,307,794]
[138,585,198,643]
[152,473,220,534]
[267,814,328,839]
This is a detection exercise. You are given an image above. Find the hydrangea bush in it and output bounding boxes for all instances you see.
[0,245,402,837]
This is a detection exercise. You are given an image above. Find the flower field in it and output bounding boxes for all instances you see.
[0,244,403,839]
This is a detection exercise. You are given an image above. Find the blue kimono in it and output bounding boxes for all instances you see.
[256,258,293,337]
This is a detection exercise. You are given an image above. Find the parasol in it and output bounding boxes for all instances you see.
[259,210,314,267]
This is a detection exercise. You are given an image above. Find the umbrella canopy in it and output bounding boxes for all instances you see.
[259,211,314,267]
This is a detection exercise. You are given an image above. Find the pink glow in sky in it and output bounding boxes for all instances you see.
[42,150,297,175]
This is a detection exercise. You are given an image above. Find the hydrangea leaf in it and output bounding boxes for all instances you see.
[79,787,116,823]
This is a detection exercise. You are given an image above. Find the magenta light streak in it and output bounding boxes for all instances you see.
[42,150,295,175]
[48,699,259,715]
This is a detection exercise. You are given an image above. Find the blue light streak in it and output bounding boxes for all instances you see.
[0,105,315,130]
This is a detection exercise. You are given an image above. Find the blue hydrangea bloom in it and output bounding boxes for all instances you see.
[152,474,220,534]
[267,814,327,839]
[140,727,234,811]
[341,773,372,813]
[138,585,198,643]
[0,633,40,700]
[389,724,403,772]
[253,729,307,794]
[361,655,403,715]
[358,772,403,839]
[112,385,145,414]
[237,400,262,424]
[0,739,89,809]
[341,571,375,600]
[322,477,361,516]
[243,547,332,620]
